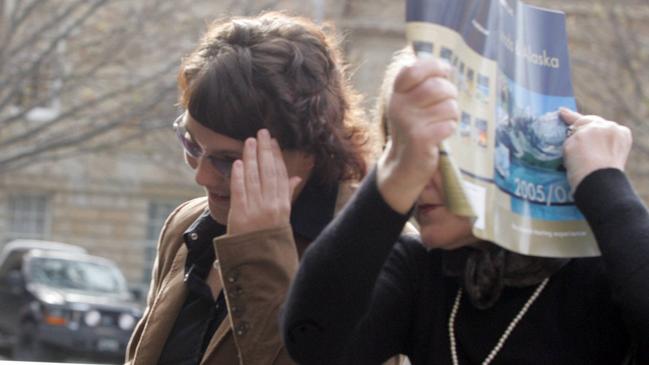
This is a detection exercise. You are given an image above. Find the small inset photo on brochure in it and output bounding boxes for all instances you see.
[474,118,488,148]
[476,74,490,104]
[460,112,472,138]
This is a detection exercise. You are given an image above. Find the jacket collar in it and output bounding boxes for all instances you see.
[133,243,190,364]
[290,178,339,241]
[181,178,338,249]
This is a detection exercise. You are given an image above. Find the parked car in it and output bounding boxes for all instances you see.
[0,239,142,363]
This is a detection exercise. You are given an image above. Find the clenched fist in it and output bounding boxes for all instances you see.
[561,108,632,192]
[377,58,459,213]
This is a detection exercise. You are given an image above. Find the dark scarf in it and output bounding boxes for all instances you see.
[442,242,569,309]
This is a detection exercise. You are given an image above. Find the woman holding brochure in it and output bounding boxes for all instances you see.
[281,54,649,364]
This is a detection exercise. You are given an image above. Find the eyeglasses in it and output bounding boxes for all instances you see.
[173,114,235,178]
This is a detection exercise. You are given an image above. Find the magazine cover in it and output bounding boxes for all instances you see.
[406,0,598,257]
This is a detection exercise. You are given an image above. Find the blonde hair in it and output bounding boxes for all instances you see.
[373,47,417,147]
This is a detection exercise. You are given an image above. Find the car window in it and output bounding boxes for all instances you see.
[27,257,128,294]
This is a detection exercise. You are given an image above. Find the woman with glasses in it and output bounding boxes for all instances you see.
[125,12,376,365]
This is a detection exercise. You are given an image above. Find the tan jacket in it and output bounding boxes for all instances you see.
[125,183,355,364]
[125,181,409,365]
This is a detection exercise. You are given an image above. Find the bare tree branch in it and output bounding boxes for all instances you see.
[7,0,90,58]
[567,0,649,152]
[0,0,108,111]
[606,3,647,103]
[0,5,153,128]
[0,82,176,172]
[0,0,277,174]
[0,0,46,69]
[0,59,179,148]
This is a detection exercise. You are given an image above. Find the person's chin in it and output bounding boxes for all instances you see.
[420,234,456,250]
[207,194,230,225]
[420,226,466,250]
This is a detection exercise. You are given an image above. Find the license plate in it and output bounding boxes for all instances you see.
[97,338,119,352]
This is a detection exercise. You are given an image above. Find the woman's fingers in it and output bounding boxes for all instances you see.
[229,160,246,207]
[228,131,295,236]
[559,107,582,125]
[422,119,458,145]
[257,129,278,200]
[227,160,247,232]
[288,176,303,201]
[560,108,605,129]
[243,137,262,205]
[562,110,633,191]
[419,98,460,123]
[405,76,458,109]
[272,139,288,181]
[393,58,451,94]
[271,138,291,206]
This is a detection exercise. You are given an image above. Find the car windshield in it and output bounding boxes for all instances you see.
[27,257,128,294]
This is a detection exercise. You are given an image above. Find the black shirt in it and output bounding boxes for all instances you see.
[158,178,339,365]
[157,211,226,365]
[282,168,649,364]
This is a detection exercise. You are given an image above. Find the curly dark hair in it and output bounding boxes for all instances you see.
[177,12,372,186]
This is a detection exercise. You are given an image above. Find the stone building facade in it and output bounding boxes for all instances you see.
[0,0,407,288]
[1,0,647,290]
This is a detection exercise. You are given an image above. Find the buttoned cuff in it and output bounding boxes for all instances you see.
[213,224,298,364]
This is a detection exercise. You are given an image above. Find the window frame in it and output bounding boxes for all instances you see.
[7,193,51,241]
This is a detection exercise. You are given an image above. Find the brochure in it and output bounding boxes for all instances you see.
[406,0,598,257]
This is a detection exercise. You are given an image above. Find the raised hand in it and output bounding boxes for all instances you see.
[377,58,459,213]
[227,129,302,236]
[560,108,632,192]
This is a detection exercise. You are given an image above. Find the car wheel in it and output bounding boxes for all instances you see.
[12,322,59,361]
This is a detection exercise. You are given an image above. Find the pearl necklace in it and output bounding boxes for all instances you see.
[448,278,549,365]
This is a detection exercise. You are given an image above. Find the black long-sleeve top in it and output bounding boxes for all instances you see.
[282,168,649,364]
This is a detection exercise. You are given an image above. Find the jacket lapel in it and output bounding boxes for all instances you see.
[199,315,233,364]
[132,244,189,364]
[199,262,232,364]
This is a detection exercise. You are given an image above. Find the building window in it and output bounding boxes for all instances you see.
[8,194,50,240]
[143,201,179,284]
